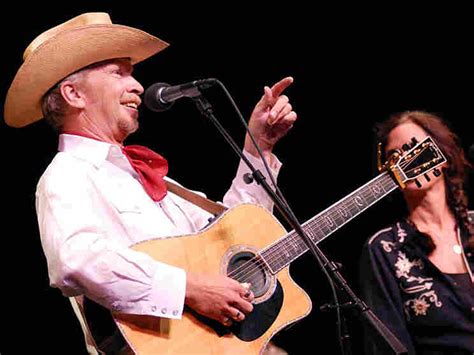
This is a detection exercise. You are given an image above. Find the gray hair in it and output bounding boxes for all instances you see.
[41,70,85,131]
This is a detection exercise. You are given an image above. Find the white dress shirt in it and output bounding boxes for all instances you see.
[36,134,281,319]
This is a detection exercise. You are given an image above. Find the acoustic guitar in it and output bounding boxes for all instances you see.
[113,136,446,354]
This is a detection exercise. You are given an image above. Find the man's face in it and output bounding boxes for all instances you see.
[78,58,144,143]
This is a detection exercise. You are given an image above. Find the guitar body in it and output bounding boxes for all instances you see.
[114,204,312,354]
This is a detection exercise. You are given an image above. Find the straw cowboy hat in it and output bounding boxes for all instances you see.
[4,12,169,128]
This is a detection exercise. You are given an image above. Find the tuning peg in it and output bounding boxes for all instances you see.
[411,137,418,147]
[433,168,442,177]
[402,143,411,152]
[414,179,422,188]
[424,173,431,182]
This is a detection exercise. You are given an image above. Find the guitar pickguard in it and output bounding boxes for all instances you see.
[187,281,284,341]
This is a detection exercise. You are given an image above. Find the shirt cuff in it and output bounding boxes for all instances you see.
[240,150,282,179]
[147,261,186,319]
[222,150,282,211]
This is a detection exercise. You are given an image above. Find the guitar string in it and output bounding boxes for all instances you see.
[229,175,397,286]
[228,153,432,284]
[230,189,395,289]
[228,173,396,284]
[227,172,397,284]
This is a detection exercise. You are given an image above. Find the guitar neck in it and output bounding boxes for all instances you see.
[261,171,398,274]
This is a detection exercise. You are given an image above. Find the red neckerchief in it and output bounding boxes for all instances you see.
[122,145,168,201]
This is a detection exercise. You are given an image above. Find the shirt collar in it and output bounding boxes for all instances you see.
[58,134,133,174]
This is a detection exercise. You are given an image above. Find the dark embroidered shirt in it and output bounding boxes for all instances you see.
[359,216,474,355]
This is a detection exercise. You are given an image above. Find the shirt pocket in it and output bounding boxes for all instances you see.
[111,196,142,214]
[108,190,176,241]
[105,178,146,214]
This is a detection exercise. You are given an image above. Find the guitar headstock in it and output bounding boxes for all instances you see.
[387,136,447,188]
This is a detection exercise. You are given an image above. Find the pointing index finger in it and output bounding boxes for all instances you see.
[270,76,294,97]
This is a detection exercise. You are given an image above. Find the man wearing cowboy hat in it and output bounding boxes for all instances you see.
[4,12,296,353]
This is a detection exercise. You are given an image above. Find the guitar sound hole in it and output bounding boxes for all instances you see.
[227,251,270,298]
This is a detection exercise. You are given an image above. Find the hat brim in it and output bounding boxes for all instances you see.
[4,24,169,127]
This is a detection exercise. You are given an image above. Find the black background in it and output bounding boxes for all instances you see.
[1,4,473,354]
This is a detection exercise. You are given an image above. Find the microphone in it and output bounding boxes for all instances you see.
[144,78,216,112]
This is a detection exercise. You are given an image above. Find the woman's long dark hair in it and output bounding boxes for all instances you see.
[375,111,473,253]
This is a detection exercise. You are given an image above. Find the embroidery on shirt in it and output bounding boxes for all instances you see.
[394,251,424,279]
[404,290,442,317]
[396,222,407,243]
[392,252,443,317]
[381,240,395,252]
[384,222,444,318]
[401,281,433,293]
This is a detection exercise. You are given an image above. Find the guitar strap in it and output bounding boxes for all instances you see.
[165,180,227,216]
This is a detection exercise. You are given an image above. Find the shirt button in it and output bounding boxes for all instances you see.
[172,310,178,316]
[151,306,157,312]
[161,308,167,314]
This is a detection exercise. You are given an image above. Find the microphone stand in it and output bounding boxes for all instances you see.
[192,92,407,355]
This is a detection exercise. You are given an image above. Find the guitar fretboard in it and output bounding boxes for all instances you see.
[260,171,398,274]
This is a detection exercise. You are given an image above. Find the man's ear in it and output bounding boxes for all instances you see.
[60,80,86,109]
